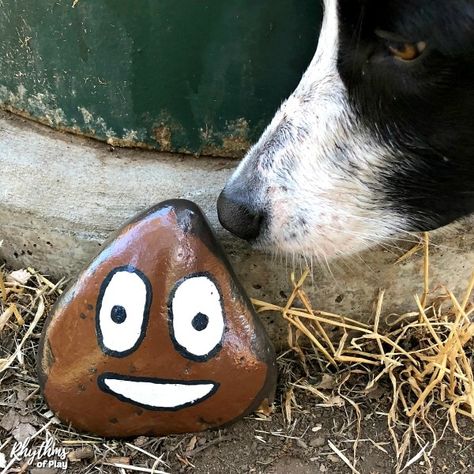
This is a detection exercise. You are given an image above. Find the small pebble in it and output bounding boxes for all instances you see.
[134,436,148,446]
[310,437,326,448]
[296,439,308,449]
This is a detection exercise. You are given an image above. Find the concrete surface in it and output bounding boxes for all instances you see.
[1,110,473,349]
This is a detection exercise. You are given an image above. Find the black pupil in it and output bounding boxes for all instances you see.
[192,312,209,331]
[111,305,127,324]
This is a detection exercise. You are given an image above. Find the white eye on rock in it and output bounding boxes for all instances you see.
[96,266,152,357]
[169,273,225,361]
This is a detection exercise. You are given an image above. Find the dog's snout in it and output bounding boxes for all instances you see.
[217,188,265,241]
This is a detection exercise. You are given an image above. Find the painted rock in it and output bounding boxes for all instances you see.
[37,200,277,437]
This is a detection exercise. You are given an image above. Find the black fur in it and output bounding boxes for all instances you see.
[337,0,474,230]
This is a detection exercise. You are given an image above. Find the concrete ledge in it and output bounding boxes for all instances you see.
[1,110,473,349]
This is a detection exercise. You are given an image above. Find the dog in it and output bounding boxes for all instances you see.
[217,0,474,261]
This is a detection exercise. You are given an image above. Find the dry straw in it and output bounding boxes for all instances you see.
[252,233,474,473]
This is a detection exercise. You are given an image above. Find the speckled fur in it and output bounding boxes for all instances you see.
[219,0,474,259]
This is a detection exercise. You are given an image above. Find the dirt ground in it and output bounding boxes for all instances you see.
[2,352,474,474]
[1,267,474,474]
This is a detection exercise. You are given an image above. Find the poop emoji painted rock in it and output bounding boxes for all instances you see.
[37,200,277,437]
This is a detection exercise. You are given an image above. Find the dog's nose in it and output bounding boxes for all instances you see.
[217,189,264,241]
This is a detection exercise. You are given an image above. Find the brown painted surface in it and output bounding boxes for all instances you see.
[37,200,276,437]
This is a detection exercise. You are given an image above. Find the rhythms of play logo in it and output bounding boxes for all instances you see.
[8,433,69,470]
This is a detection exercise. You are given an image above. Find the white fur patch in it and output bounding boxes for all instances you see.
[226,0,406,259]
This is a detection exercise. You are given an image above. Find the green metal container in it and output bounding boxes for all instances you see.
[0,1,321,157]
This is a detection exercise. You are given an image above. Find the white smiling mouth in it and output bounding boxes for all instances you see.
[98,373,218,410]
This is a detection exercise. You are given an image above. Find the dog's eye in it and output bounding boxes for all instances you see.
[388,41,426,61]
[375,29,427,61]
